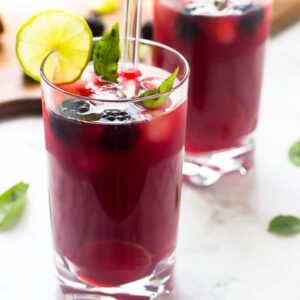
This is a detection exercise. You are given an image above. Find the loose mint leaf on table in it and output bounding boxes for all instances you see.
[269,215,300,236]
[93,22,120,82]
[139,67,179,108]
[289,141,300,167]
[0,182,29,230]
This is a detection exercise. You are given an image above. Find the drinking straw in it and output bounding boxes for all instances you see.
[122,0,143,69]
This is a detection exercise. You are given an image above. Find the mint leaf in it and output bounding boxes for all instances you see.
[0,182,29,230]
[269,215,300,236]
[93,22,120,82]
[140,67,179,108]
[289,141,300,167]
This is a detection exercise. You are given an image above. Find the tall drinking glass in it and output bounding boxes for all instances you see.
[154,0,272,185]
[41,39,189,298]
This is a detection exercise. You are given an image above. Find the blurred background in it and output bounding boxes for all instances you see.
[0,0,298,107]
[0,0,153,102]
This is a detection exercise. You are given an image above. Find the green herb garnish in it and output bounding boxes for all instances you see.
[92,22,179,105]
[289,140,300,166]
[269,215,300,236]
[93,22,120,82]
[0,182,29,230]
[268,142,300,236]
[139,67,179,108]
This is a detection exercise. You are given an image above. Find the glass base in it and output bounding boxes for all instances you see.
[183,139,254,186]
[55,252,175,300]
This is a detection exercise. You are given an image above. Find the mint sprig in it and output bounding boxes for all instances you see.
[0,182,29,230]
[92,22,179,105]
[269,215,300,236]
[139,67,179,108]
[93,22,120,82]
[289,140,300,167]
[268,142,300,236]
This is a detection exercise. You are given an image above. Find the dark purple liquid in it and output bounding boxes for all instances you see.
[154,0,271,153]
[43,71,187,286]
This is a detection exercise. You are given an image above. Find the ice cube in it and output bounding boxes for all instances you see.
[87,81,127,100]
[121,79,141,98]
[183,0,254,16]
[146,112,173,142]
[140,76,164,91]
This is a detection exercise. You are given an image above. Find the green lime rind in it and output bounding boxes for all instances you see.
[16,10,93,84]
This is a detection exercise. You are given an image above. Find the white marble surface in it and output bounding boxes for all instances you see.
[2,23,300,300]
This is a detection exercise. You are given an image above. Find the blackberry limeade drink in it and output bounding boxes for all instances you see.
[15,12,189,298]
[154,0,272,184]
[42,58,188,292]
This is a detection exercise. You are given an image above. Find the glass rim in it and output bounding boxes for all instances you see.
[40,37,190,104]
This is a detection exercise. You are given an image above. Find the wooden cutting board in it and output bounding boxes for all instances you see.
[0,0,299,118]
[272,0,300,33]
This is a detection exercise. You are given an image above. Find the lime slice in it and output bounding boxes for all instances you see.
[90,0,121,14]
[16,10,93,84]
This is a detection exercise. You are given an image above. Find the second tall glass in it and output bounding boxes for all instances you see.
[154,0,272,185]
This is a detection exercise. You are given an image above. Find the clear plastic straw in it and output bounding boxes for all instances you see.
[122,0,143,70]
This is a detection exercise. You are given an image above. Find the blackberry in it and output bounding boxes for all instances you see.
[175,9,201,42]
[100,123,140,152]
[142,21,153,40]
[85,15,105,37]
[49,111,83,145]
[61,99,90,112]
[239,5,264,35]
[100,109,132,122]
[60,99,101,121]
[99,109,139,151]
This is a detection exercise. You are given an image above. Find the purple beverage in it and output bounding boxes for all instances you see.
[154,0,272,182]
[41,39,189,297]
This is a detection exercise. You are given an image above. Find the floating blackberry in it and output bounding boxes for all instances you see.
[49,111,83,145]
[100,109,132,122]
[99,109,139,151]
[239,5,264,36]
[85,15,105,37]
[60,99,101,121]
[100,124,140,151]
[142,21,153,40]
[175,9,201,42]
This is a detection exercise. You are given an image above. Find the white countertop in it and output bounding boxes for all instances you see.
[1,23,300,300]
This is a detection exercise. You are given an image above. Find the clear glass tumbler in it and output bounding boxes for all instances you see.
[41,39,189,298]
[154,0,272,186]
